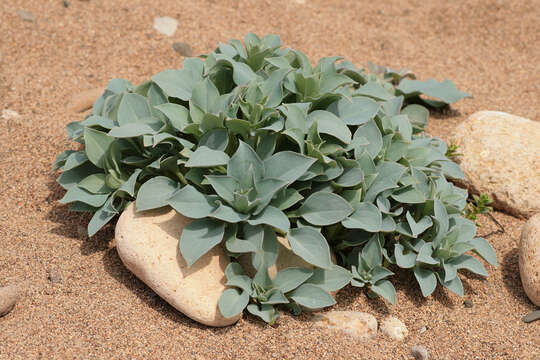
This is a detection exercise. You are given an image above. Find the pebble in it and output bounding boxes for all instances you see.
[464,300,473,308]
[2,109,21,120]
[410,345,429,360]
[522,310,540,323]
[519,213,540,306]
[380,316,408,341]
[0,285,19,317]
[452,111,540,218]
[153,16,178,37]
[418,326,427,334]
[63,0,70,8]
[18,10,36,22]
[68,87,104,113]
[172,42,193,57]
[115,203,240,327]
[312,311,377,340]
[48,268,63,284]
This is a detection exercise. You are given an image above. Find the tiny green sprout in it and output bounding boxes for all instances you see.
[464,193,493,223]
[445,143,462,160]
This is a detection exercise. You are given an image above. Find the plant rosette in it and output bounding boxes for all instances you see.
[53,33,497,324]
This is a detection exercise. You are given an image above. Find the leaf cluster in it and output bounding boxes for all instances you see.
[54,33,494,323]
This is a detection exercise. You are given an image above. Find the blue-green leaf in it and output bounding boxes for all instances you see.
[179,218,225,267]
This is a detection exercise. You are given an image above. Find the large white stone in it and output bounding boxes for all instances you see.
[115,203,240,326]
[452,111,540,218]
[519,213,540,306]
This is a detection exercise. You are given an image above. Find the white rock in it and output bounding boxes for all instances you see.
[519,213,540,306]
[0,285,19,317]
[313,311,377,340]
[115,203,240,327]
[1,109,21,120]
[380,316,408,341]
[153,16,178,37]
[452,111,540,218]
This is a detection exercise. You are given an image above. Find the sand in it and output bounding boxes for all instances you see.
[0,0,539,358]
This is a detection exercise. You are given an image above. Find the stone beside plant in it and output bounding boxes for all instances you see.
[53,33,498,325]
[519,213,540,307]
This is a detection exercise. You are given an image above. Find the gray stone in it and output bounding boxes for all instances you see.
[153,17,178,37]
[48,269,63,284]
[172,42,193,57]
[410,345,429,360]
[18,10,36,22]
[452,111,540,218]
[0,285,19,317]
[522,310,540,323]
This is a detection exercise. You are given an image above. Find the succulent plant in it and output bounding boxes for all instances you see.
[54,33,496,323]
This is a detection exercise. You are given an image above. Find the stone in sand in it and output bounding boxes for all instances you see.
[519,213,540,306]
[172,42,193,57]
[452,111,540,218]
[0,285,19,317]
[68,87,104,113]
[115,202,239,327]
[312,311,377,340]
[153,17,178,37]
[1,109,21,120]
[410,345,429,360]
[380,316,408,341]
[18,10,36,22]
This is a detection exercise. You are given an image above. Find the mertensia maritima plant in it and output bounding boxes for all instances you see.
[53,33,497,324]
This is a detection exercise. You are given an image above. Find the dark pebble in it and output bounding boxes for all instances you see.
[464,300,473,308]
[48,269,63,284]
[522,310,540,323]
[63,0,71,8]
[172,42,193,57]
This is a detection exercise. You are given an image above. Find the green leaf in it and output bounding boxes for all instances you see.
[225,262,246,279]
[78,173,112,194]
[299,192,353,226]
[394,243,416,269]
[186,146,230,168]
[83,128,115,168]
[199,128,229,151]
[250,225,279,269]
[53,150,77,170]
[336,96,380,125]
[309,110,351,144]
[59,186,109,207]
[191,78,220,113]
[355,81,394,100]
[246,304,279,324]
[342,202,382,232]
[154,103,190,132]
[218,288,249,318]
[210,203,250,223]
[397,79,470,104]
[287,226,333,269]
[57,162,101,190]
[413,267,437,297]
[289,284,336,309]
[117,169,142,197]
[447,255,488,277]
[437,271,464,297]
[108,122,161,138]
[273,267,314,293]
[371,280,396,304]
[416,243,439,265]
[264,152,317,184]
[117,93,152,126]
[87,197,118,236]
[179,218,225,267]
[248,206,290,233]
[168,185,217,219]
[136,176,180,211]
[306,265,352,292]
[63,152,88,171]
[270,188,304,211]
[228,141,264,188]
[226,275,253,293]
[470,237,498,266]
[391,186,426,204]
[205,175,238,204]
[334,167,364,188]
[402,104,429,131]
[152,68,201,101]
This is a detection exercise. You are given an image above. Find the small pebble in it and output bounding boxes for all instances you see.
[380,316,408,341]
[464,300,473,308]
[172,42,193,57]
[18,9,36,22]
[153,16,178,37]
[2,109,21,120]
[0,285,20,317]
[522,310,540,323]
[410,345,429,360]
[63,0,70,8]
[418,326,427,334]
[48,268,63,284]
